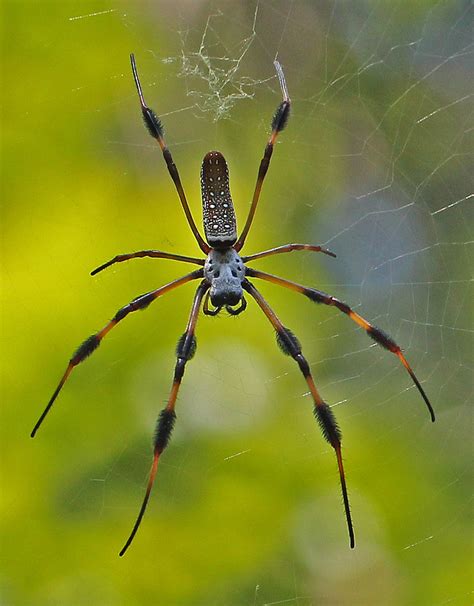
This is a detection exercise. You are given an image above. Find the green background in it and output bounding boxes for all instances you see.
[1,2,472,605]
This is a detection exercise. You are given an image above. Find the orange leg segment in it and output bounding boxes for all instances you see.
[246,268,435,422]
[31,270,203,438]
[119,280,208,556]
[243,279,355,548]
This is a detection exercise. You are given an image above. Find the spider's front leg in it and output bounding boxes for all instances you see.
[243,279,355,548]
[246,268,435,422]
[31,269,203,438]
[119,280,209,556]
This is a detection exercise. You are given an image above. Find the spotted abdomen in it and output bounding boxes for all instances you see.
[201,151,237,248]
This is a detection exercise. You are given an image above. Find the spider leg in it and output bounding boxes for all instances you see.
[119,280,209,556]
[91,250,204,276]
[130,54,210,254]
[243,279,354,548]
[235,61,291,252]
[246,268,435,422]
[31,269,204,437]
[242,243,336,263]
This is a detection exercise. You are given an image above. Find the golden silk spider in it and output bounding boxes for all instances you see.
[32,54,435,556]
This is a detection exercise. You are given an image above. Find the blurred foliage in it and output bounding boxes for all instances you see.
[1,1,472,605]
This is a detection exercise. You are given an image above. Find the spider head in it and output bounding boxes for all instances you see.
[204,248,245,308]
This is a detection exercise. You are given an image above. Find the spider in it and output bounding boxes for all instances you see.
[32,54,435,556]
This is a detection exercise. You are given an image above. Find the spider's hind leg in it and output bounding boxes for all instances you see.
[234,61,291,252]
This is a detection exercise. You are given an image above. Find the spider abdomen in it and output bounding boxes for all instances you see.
[201,151,237,248]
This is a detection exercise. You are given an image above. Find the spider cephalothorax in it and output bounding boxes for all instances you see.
[32,54,435,556]
[204,247,245,311]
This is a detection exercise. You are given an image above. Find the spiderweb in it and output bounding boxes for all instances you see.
[164,7,264,121]
[35,2,473,605]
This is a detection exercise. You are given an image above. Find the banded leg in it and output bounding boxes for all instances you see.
[234,61,291,251]
[242,243,336,263]
[31,269,203,437]
[246,268,435,422]
[243,279,355,548]
[130,54,210,254]
[119,280,208,556]
[91,249,204,276]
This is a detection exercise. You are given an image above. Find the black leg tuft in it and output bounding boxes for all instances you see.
[176,332,197,360]
[276,327,301,357]
[314,403,342,447]
[272,101,290,132]
[367,325,398,352]
[154,409,176,453]
[142,107,164,139]
[71,335,100,365]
